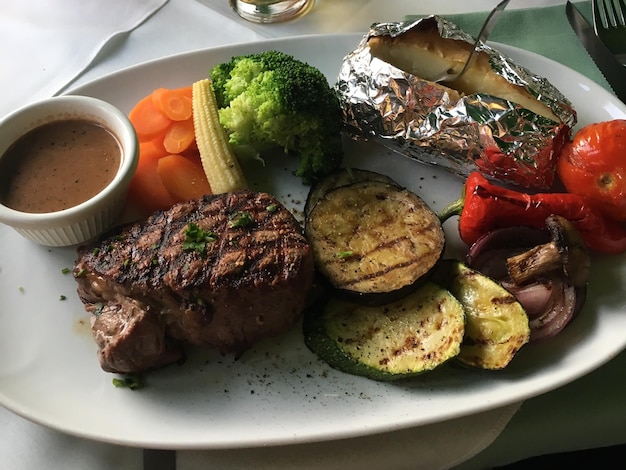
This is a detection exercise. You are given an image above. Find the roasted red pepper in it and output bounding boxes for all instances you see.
[557,120,626,222]
[439,171,626,254]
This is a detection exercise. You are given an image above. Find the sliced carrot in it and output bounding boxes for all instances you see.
[139,138,168,161]
[129,94,172,141]
[157,154,212,201]
[163,119,196,154]
[151,86,193,122]
[128,148,177,215]
[182,137,199,154]
[127,85,207,214]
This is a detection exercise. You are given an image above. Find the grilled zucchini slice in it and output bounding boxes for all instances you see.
[303,282,465,381]
[304,175,445,305]
[434,260,530,370]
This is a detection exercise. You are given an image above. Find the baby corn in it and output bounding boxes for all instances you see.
[192,78,247,194]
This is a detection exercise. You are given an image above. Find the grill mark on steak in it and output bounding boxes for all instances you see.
[74,191,314,374]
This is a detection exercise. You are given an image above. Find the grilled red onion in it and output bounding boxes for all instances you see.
[467,225,588,341]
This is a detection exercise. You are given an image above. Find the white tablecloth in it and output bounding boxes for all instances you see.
[1,1,625,469]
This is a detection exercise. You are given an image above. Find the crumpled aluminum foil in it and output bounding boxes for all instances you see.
[335,17,577,190]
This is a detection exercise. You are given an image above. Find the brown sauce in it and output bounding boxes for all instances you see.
[0,119,121,213]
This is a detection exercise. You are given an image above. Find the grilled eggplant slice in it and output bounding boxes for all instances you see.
[304,168,399,219]
[303,282,465,381]
[304,173,445,305]
[434,260,530,370]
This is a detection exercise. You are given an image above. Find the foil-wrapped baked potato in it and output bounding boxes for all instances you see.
[335,17,577,190]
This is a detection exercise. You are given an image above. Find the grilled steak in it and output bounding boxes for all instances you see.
[74,190,314,374]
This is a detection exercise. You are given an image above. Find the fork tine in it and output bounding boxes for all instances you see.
[606,0,626,27]
[594,0,609,30]
[606,0,618,27]
[593,0,626,61]
[616,0,626,26]
[595,0,626,29]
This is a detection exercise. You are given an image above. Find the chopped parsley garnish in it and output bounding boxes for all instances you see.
[337,250,354,259]
[112,375,143,390]
[74,268,87,278]
[266,203,278,213]
[59,295,67,301]
[61,267,71,275]
[183,222,217,256]
[228,211,254,228]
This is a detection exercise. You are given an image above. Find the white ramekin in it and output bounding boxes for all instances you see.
[0,95,139,247]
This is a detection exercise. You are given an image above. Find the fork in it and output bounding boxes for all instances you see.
[592,0,626,63]
[435,0,510,82]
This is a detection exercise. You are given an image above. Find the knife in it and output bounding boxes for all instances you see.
[566,1,626,103]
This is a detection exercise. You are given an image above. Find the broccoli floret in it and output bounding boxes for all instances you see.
[209,50,343,184]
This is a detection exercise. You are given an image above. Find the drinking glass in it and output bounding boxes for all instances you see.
[230,0,315,23]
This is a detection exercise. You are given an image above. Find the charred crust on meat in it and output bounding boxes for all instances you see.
[74,191,314,374]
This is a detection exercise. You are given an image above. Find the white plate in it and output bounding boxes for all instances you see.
[1,34,625,449]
